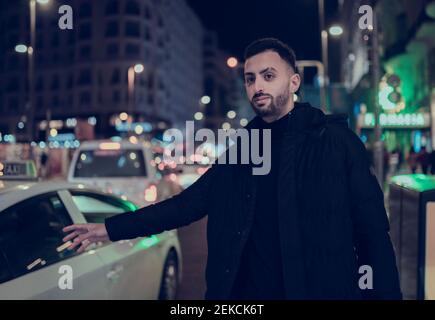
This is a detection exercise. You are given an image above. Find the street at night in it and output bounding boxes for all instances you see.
[1,0,435,308]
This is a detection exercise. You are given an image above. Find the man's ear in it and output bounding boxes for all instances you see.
[289,73,301,93]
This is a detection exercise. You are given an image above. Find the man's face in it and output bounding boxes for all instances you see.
[244,50,300,121]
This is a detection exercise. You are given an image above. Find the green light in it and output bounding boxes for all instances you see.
[379,85,396,110]
[391,174,435,192]
[361,113,428,128]
[121,200,138,212]
[328,25,343,36]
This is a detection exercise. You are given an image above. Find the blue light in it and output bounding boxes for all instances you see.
[414,131,422,153]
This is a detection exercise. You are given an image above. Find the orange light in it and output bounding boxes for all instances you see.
[144,185,157,202]
[99,142,121,150]
[227,57,238,68]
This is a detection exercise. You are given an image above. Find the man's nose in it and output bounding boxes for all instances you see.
[254,79,265,94]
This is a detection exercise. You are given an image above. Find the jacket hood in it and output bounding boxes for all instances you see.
[247,102,349,133]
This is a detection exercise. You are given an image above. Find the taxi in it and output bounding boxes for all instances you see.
[0,160,182,299]
[67,140,183,207]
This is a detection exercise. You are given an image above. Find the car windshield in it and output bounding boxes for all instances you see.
[73,149,147,178]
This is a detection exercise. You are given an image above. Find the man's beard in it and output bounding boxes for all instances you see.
[250,86,290,119]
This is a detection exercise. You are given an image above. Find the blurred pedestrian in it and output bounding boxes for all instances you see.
[390,147,401,175]
[407,146,418,174]
[39,151,49,179]
[417,146,430,174]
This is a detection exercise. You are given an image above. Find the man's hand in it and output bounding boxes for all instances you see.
[62,223,110,253]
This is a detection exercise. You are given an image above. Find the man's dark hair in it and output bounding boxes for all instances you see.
[244,38,298,73]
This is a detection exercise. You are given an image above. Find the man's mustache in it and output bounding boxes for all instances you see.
[252,93,272,101]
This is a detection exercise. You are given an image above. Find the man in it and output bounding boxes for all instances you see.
[63,38,402,300]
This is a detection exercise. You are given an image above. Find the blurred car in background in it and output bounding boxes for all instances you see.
[68,140,182,207]
[176,163,210,189]
[0,160,182,300]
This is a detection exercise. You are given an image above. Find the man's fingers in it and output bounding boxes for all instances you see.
[77,240,92,254]
[63,224,88,233]
[68,232,94,251]
[63,231,78,242]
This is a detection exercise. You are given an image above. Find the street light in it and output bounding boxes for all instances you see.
[227,110,236,119]
[128,63,144,115]
[328,25,343,37]
[200,96,211,105]
[15,44,29,53]
[19,0,50,142]
[320,25,344,112]
[227,57,238,68]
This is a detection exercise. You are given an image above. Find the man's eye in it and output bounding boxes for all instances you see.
[264,73,274,80]
[245,78,254,85]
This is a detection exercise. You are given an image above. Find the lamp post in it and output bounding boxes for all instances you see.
[15,0,50,142]
[127,63,144,115]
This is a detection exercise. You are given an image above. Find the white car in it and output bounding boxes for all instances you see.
[0,162,182,300]
[68,140,182,207]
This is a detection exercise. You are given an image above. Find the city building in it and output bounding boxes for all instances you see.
[0,0,204,145]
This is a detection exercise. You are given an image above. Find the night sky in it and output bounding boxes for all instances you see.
[186,0,340,61]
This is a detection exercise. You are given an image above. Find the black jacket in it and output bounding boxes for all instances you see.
[105,102,402,300]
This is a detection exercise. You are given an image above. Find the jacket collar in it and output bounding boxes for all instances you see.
[246,102,349,133]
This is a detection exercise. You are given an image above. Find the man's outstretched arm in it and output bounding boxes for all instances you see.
[63,164,216,252]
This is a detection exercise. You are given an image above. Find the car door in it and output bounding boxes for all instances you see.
[0,191,109,299]
[67,190,164,299]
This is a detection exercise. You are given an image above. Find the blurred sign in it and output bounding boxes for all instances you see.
[0,160,37,180]
[359,112,430,128]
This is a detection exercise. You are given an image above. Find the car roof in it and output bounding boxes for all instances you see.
[0,180,93,196]
[0,180,132,212]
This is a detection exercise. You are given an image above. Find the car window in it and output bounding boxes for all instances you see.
[0,193,76,284]
[70,191,136,223]
[73,149,147,178]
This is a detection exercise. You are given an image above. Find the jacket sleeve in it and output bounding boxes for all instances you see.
[343,128,402,300]
[104,164,216,241]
